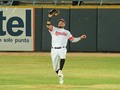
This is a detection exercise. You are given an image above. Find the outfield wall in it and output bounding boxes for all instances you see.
[0,6,120,52]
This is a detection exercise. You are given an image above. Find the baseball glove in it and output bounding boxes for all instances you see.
[48,9,59,17]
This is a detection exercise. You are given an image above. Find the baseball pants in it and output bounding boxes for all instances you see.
[51,48,67,71]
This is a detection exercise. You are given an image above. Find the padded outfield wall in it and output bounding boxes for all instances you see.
[0,6,120,52]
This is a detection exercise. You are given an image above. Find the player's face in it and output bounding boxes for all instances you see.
[58,21,65,28]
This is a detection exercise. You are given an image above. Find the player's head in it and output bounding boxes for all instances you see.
[58,19,66,28]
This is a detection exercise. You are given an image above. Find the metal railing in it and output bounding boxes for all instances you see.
[0,0,120,6]
[1,0,14,6]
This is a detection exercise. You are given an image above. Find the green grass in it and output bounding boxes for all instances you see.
[0,53,120,90]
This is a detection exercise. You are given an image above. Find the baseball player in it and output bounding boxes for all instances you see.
[46,12,86,84]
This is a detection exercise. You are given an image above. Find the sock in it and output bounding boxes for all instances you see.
[55,69,59,74]
[55,59,65,74]
[60,59,65,70]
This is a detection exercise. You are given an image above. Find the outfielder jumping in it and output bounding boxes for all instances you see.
[46,9,86,84]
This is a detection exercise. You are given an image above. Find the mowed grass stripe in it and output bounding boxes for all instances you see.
[0,53,120,90]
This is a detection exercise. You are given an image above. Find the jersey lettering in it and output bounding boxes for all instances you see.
[55,31,67,36]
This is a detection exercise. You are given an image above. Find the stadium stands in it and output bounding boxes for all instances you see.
[0,0,120,5]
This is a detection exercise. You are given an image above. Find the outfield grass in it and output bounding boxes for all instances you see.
[0,52,120,90]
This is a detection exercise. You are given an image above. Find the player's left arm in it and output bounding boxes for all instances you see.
[70,35,87,43]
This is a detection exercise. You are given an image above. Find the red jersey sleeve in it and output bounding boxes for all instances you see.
[68,31,74,41]
[68,36,74,41]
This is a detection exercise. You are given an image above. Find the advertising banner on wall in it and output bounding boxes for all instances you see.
[0,8,34,51]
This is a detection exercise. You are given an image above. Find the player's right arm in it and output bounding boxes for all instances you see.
[46,14,53,31]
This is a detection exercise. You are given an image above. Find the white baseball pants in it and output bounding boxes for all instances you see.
[51,48,67,71]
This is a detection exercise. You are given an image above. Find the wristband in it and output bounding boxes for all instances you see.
[47,17,51,25]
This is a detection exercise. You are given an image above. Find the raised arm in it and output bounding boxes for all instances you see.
[46,14,53,31]
[46,9,59,31]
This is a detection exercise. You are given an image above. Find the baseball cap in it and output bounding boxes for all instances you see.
[58,19,66,24]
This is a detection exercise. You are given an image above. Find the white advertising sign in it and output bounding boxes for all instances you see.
[0,8,34,51]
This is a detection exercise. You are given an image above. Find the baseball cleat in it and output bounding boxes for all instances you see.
[58,70,64,84]
[59,74,64,84]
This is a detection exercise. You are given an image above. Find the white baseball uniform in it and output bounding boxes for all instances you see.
[49,26,74,71]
